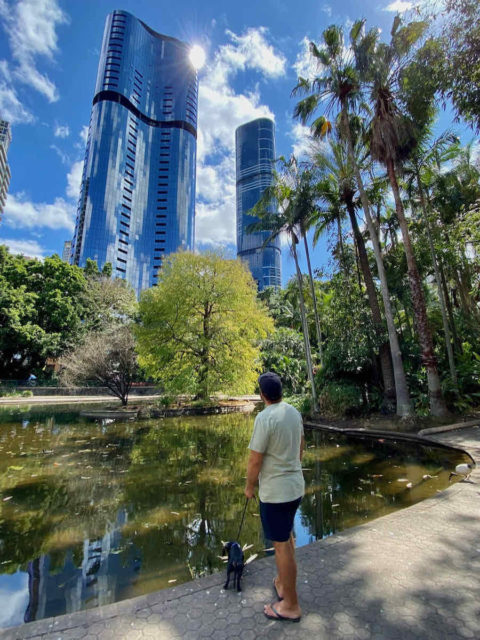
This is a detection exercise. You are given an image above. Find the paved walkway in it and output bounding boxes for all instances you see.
[2,426,479,640]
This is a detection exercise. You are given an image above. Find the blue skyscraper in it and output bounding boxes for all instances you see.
[235,118,281,290]
[71,10,197,294]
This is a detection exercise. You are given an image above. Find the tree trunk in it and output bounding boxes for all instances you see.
[303,233,323,366]
[341,105,413,417]
[386,158,448,417]
[439,259,462,354]
[346,200,396,409]
[418,178,458,387]
[291,238,318,412]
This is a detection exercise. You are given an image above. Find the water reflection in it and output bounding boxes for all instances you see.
[0,405,470,628]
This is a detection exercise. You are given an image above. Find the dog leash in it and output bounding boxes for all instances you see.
[236,496,256,542]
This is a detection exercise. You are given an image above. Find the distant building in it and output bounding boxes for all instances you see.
[62,240,72,262]
[235,118,281,291]
[0,118,12,221]
[71,10,198,296]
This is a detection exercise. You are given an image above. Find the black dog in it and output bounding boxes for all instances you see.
[222,541,245,592]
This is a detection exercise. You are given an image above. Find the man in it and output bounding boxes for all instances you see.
[245,371,304,623]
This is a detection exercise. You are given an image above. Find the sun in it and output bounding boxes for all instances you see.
[189,45,206,70]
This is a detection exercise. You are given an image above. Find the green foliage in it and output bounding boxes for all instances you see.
[260,328,307,395]
[283,393,312,416]
[317,381,365,417]
[21,390,33,398]
[136,252,273,399]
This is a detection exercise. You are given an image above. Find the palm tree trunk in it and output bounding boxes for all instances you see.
[386,158,448,417]
[417,178,458,387]
[346,200,396,409]
[291,237,318,412]
[302,233,323,366]
[341,106,413,417]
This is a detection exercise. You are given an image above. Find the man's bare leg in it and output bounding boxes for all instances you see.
[273,532,295,599]
[266,536,301,619]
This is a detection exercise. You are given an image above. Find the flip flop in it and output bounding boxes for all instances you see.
[264,603,301,623]
[273,578,283,601]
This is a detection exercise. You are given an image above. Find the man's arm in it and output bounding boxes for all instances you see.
[245,449,264,499]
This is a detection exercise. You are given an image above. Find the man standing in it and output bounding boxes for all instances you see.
[245,372,304,623]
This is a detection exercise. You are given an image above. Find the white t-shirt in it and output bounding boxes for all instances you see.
[248,401,305,503]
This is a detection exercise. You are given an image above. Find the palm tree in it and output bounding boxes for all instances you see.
[246,162,319,411]
[352,17,449,417]
[293,24,413,417]
[312,135,396,410]
[403,130,460,387]
[282,156,325,366]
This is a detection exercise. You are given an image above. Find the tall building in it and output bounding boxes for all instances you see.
[0,118,12,221]
[62,240,72,262]
[235,118,281,291]
[71,10,198,295]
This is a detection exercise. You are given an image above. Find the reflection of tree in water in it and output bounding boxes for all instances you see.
[122,413,263,581]
[0,405,471,626]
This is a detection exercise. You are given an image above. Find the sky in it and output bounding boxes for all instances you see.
[0,0,477,285]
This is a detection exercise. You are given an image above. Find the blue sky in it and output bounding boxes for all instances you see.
[0,0,477,285]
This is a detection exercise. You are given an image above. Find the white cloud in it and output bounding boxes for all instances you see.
[54,123,69,138]
[50,143,70,165]
[66,160,83,200]
[0,60,34,124]
[321,4,333,16]
[0,0,68,102]
[2,193,75,231]
[384,1,413,12]
[195,27,283,247]
[0,237,46,259]
[293,37,320,82]
[79,125,89,144]
[290,122,315,160]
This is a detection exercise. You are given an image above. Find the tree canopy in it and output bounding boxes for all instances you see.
[135,252,273,399]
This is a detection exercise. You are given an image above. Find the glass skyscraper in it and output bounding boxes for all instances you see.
[71,10,197,295]
[0,118,12,222]
[235,118,281,290]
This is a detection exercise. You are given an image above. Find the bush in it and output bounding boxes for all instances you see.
[284,394,312,416]
[21,390,34,398]
[317,382,364,417]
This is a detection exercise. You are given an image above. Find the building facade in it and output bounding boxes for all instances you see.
[235,118,281,291]
[0,118,12,221]
[62,240,72,262]
[71,11,198,295]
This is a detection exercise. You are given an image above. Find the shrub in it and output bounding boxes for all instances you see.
[21,390,33,398]
[318,382,364,417]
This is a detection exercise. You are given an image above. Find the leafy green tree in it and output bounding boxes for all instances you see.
[260,328,307,395]
[135,252,273,400]
[0,248,88,379]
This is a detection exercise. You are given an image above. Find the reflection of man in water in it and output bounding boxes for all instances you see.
[245,372,304,623]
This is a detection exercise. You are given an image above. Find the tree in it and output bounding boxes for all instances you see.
[403,129,460,387]
[135,252,273,400]
[353,17,449,417]
[293,24,413,417]
[247,161,320,411]
[58,326,137,405]
[260,328,308,395]
[0,247,89,379]
[313,133,396,410]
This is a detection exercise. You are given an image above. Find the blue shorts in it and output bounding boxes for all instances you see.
[259,497,302,543]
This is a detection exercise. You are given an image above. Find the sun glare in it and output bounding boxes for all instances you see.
[189,44,206,70]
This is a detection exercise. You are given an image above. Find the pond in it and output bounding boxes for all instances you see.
[0,404,471,629]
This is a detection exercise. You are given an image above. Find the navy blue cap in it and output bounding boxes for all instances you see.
[258,371,283,401]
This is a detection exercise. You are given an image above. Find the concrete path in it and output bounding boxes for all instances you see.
[2,426,479,640]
